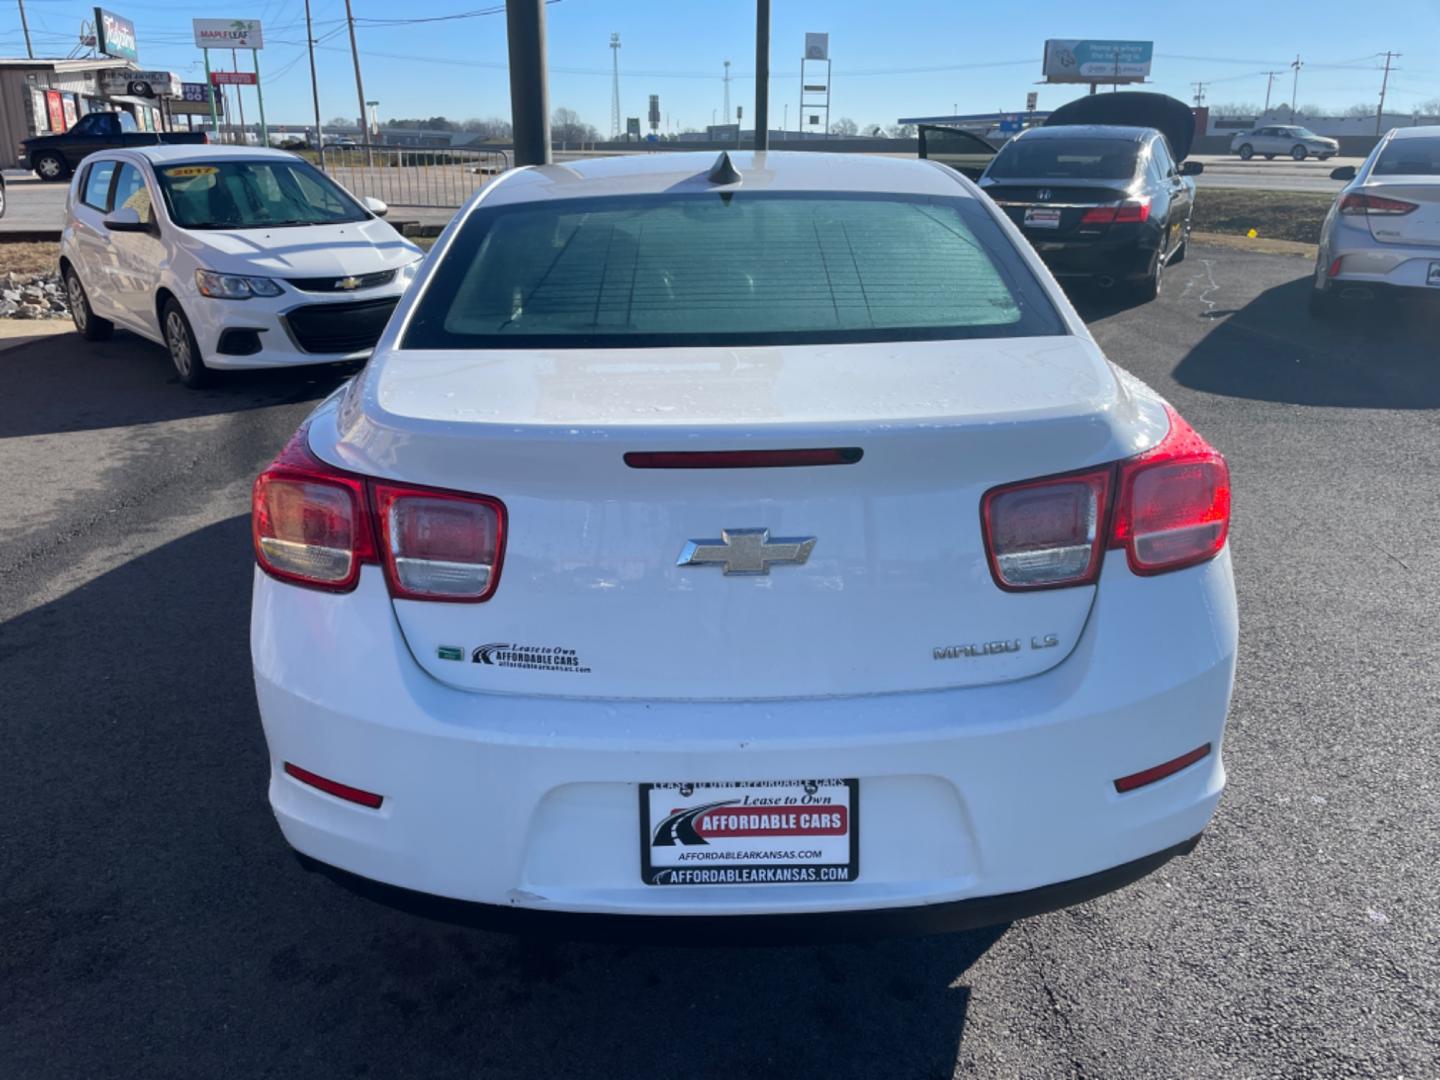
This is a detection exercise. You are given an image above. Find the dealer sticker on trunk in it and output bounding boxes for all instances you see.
[1024,207,1062,229]
[640,780,859,886]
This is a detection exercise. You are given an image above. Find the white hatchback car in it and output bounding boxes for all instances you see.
[59,145,423,387]
[250,151,1237,937]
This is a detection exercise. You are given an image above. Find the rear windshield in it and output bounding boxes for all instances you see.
[155,158,368,229]
[401,191,1064,349]
[986,138,1139,181]
[1373,137,1440,177]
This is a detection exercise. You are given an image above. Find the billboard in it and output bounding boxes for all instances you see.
[804,32,828,60]
[1042,40,1153,84]
[94,8,138,61]
[173,82,223,116]
[102,69,181,98]
[210,70,257,85]
[192,19,264,50]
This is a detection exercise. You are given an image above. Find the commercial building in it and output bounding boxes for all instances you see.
[0,57,178,170]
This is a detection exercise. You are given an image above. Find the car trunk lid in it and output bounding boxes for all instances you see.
[1361,181,1440,247]
[316,337,1165,700]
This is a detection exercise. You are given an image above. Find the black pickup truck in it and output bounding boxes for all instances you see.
[20,111,208,181]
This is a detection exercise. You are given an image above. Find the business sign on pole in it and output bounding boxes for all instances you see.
[174,82,224,116]
[1026,91,1038,112]
[1042,40,1152,84]
[94,8,139,61]
[804,32,829,60]
[192,18,264,49]
[626,117,640,139]
[648,94,660,130]
[210,70,258,85]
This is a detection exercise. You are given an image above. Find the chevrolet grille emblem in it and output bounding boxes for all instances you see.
[335,276,362,290]
[676,528,816,576]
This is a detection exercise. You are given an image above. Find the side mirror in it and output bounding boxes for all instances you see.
[103,206,152,233]
[1180,160,1204,176]
[362,196,388,218]
[1330,165,1357,181]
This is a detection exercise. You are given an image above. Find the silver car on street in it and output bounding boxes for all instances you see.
[1310,126,1440,316]
[1230,125,1340,161]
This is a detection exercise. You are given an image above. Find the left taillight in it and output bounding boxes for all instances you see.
[252,425,506,601]
[981,405,1230,590]
[252,428,374,591]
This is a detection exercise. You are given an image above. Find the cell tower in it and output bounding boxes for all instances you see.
[609,33,622,140]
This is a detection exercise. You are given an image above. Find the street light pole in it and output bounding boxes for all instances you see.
[506,0,551,165]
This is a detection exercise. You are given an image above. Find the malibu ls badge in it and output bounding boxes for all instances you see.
[677,528,816,576]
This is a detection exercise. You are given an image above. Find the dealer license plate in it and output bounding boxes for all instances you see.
[1427,261,1440,287]
[1024,207,1062,229]
[639,779,859,886]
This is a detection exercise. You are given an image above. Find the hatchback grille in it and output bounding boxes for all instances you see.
[285,298,399,354]
[285,268,397,293]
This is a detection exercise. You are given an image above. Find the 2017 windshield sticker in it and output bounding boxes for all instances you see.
[472,643,591,674]
[161,165,219,178]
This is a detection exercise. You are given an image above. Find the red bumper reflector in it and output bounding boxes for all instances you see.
[1113,743,1212,793]
[283,762,384,808]
[624,448,863,469]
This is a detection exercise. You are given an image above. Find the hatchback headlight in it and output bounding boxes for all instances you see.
[195,269,284,299]
[397,256,424,286]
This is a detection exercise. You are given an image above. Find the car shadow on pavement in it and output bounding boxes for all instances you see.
[0,329,355,439]
[2,514,1007,1080]
[1171,278,1440,408]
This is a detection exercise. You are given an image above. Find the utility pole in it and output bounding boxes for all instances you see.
[304,0,325,167]
[723,59,731,122]
[754,0,769,150]
[1262,71,1282,115]
[1191,82,1207,108]
[1376,51,1400,136]
[342,0,372,165]
[232,48,247,143]
[1290,54,1302,117]
[609,32,621,140]
[16,0,33,59]
[506,0,551,165]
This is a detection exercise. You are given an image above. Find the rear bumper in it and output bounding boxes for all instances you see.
[1030,239,1157,281]
[295,834,1204,943]
[251,547,1237,925]
[1324,235,1440,294]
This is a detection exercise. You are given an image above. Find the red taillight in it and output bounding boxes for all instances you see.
[1113,744,1212,793]
[1339,193,1417,216]
[252,424,506,601]
[373,483,505,602]
[624,448,863,468]
[981,405,1230,590]
[981,468,1111,590]
[1080,197,1151,226]
[252,428,374,591]
[284,762,384,808]
[1109,406,1230,575]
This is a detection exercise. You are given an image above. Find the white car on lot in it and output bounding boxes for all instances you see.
[1230,125,1340,161]
[59,145,424,387]
[1311,126,1440,317]
[250,150,1237,936]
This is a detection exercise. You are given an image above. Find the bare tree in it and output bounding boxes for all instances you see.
[1416,97,1440,116]
[461,116,513,139]
[1341,102,1377,119]
[552,107,598,146]
[888,122,917,138]
[828,116,859,136]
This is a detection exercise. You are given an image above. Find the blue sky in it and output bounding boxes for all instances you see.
[4,0,1438,130]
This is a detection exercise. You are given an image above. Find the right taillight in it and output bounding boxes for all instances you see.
[252,424,506,600]
[1339,193,1418,216]
[982,405,1230,589]
[1109,406,1230,575]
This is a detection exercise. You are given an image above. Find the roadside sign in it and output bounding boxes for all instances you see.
[1026,91,1038,112]
[94,7,138,61]
[998,116,1022,134]
[193,19,264,49]
[210,70,257,86]
[1042,40,1153,85]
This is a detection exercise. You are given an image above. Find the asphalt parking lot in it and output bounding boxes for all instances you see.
[2,245,1437,1078]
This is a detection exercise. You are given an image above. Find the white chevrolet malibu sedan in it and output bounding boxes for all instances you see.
[250,150,1237,938]
[59,145,424,387]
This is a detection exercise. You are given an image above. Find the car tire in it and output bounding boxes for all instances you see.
[1238,144,1254,160]
[161,297,211,388]
[34,152,68,182]
[1171,229,1188,265]
[1291,145,1308,162]
[1131,250,1163,302]
[0,180,6,219]
[65,268,113,342]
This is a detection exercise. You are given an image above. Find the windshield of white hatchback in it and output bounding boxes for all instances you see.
[403,191,1065,349]
[155,160,368,230]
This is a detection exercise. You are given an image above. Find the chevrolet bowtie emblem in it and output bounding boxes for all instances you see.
[677,528,816,576]
[335,276,362,290]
